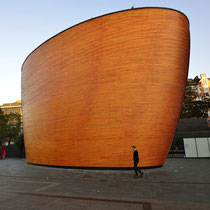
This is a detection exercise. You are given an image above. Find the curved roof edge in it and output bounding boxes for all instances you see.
[21,7,190,70]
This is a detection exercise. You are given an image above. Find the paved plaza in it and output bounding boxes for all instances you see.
[0,158,210,209]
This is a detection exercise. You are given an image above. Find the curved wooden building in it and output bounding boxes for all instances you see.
[21,7,190,168]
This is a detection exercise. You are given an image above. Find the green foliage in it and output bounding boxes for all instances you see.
[15,133,24,150]
[15,133,25,158]
[0,108,9,146]
[180,78,210,119]
[0,110,23,146]
[5,112,22,142]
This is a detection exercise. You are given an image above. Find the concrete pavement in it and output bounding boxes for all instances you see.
[0,158,210,209]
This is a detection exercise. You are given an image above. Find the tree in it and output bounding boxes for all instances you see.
[0,108,9,146]
[15,133,25,158]
[180,77,210,119]
[5,113,22,145]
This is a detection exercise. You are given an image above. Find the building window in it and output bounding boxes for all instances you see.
[204,87,209,93]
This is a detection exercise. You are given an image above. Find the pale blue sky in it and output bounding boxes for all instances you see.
[0,0,210,104]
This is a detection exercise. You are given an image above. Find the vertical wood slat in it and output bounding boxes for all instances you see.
[21,8,190,167]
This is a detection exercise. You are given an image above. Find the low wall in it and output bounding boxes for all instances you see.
[171,118,210,152]
[3,144,25,158]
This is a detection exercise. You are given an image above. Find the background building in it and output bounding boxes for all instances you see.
[0,101,24,158]
[0,100,22,115]
[171,74,210,157]
[180,73,210,119]
[198,73,210,95]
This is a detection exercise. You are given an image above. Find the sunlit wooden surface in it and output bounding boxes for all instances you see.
[22,8,190,168]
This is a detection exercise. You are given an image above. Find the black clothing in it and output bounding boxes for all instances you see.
[133,150,139,162]
[134,161,142,176]
[133,149,142,176]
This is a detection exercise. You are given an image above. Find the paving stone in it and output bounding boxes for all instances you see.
[0,158,210,209]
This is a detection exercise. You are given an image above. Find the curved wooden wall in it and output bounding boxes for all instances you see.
[21,8,190,168]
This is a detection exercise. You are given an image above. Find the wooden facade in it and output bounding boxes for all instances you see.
[21,8,190,168]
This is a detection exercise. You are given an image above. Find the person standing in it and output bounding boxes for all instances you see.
[1,147,6,158]
[132,145,143,177]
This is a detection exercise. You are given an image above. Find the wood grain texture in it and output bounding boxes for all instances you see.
[21,8,190,167]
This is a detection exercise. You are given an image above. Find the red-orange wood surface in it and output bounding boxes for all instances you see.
[21,8,190,167]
